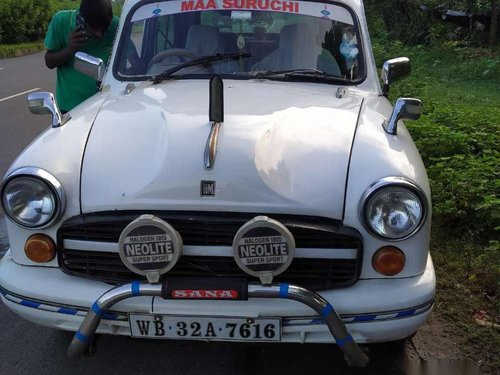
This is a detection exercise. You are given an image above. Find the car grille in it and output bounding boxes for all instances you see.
[58,211,362,290]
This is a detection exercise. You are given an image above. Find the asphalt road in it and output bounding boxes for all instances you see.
[0,52,55,247]
[0,52,56,182]
[0,53,411,375]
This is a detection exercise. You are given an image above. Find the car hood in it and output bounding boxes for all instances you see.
[81,80,363,219]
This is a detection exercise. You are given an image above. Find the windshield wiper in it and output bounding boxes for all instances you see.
[254,68,351,84]
[152,52,250,84]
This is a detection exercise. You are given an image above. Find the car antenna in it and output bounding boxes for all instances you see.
[204,75,224,170]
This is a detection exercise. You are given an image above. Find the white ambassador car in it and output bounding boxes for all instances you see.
[0,0,434,366]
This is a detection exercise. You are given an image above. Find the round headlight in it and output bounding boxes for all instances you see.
[1,168,65,229]
[362,179,426,240]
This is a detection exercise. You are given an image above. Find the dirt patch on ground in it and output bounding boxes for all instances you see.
[405,315,462,361]
[403,315,497,375]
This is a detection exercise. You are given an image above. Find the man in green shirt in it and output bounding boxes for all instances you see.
[44,0,119,113]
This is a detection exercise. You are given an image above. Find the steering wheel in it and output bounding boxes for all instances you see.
[147,49,214,74]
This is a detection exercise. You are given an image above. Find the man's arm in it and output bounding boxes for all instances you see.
[45,30,88,69]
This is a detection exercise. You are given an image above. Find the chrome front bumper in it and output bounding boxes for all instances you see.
[67,279,369,367]
[0,251,435,363]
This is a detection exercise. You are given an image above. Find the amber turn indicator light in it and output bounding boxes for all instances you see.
[24,234,56,263]
[372,246,405,276]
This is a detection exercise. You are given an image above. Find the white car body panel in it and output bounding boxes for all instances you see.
[81,80,362,218]
[3,94,108,267]
[343,96,432,279]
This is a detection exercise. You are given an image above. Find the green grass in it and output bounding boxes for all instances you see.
[431,229,499,374]
[373,40,499,373]
[0,42,45,59]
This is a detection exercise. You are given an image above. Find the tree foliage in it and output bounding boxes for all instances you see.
[365,0,498,46]
[0,0,78,44]
[112,0,125,15]
[0,0,125,43]
[365,0,494,14]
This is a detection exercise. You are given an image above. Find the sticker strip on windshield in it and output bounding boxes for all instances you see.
[131,0,354,24]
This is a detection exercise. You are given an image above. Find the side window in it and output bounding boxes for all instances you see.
[155,15,175,53]
[120,20,146,74]
[131,20,145,57]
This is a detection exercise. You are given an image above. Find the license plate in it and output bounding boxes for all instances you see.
[129,315,281,342]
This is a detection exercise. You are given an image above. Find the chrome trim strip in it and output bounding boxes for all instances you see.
[64,240,119,252]
[63,240,358,259]
[204,121,222,170]
[0,286,127,321]
[0,167,66,229]
[284,299,434,325]
[358,176,429,241]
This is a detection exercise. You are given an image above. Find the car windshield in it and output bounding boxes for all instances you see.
[115,0,363,82]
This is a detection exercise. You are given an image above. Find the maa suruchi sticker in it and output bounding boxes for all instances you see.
[233,216,295,284]
[118,215,183,283]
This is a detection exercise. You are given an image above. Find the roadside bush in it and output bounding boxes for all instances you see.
[0,0,78,44]
[370,38,405,67]
[406,121,472,165]
[0,42,44,58]
[365,0,432,45]
[372,37,500,242]
[0,0,52,43]
[112,0,125,15]
[50,0,79,13]
[365,5,388,40]
[428,154,499,237]
[473,240,500,285]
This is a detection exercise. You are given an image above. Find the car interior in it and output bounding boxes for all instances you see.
[119,10,359,80]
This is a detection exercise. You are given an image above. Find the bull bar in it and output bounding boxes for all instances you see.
[67,279,370,367]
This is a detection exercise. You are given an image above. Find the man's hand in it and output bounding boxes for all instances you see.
[68,30,89,52]
[45,30,89,69]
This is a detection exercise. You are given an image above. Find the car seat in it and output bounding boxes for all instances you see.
[257,23,318,71]
[185,24,243,74]
[185,25,224,56]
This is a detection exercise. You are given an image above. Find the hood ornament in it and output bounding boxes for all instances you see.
[204,75,224,170]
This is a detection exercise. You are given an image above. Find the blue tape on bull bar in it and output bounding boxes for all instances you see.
[66,280,369,367]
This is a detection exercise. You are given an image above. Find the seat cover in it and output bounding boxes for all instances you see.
[185,25,224,56]
[259,23,318,70]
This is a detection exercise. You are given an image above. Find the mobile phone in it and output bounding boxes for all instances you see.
[76,13,89,39]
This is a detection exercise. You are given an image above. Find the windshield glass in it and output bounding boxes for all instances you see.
[115,0,363,82]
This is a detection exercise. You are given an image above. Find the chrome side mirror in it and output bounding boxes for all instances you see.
[381,57,411,97]
[27,92,63,128]
[383,98,422,135]
[75,52,104,81]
